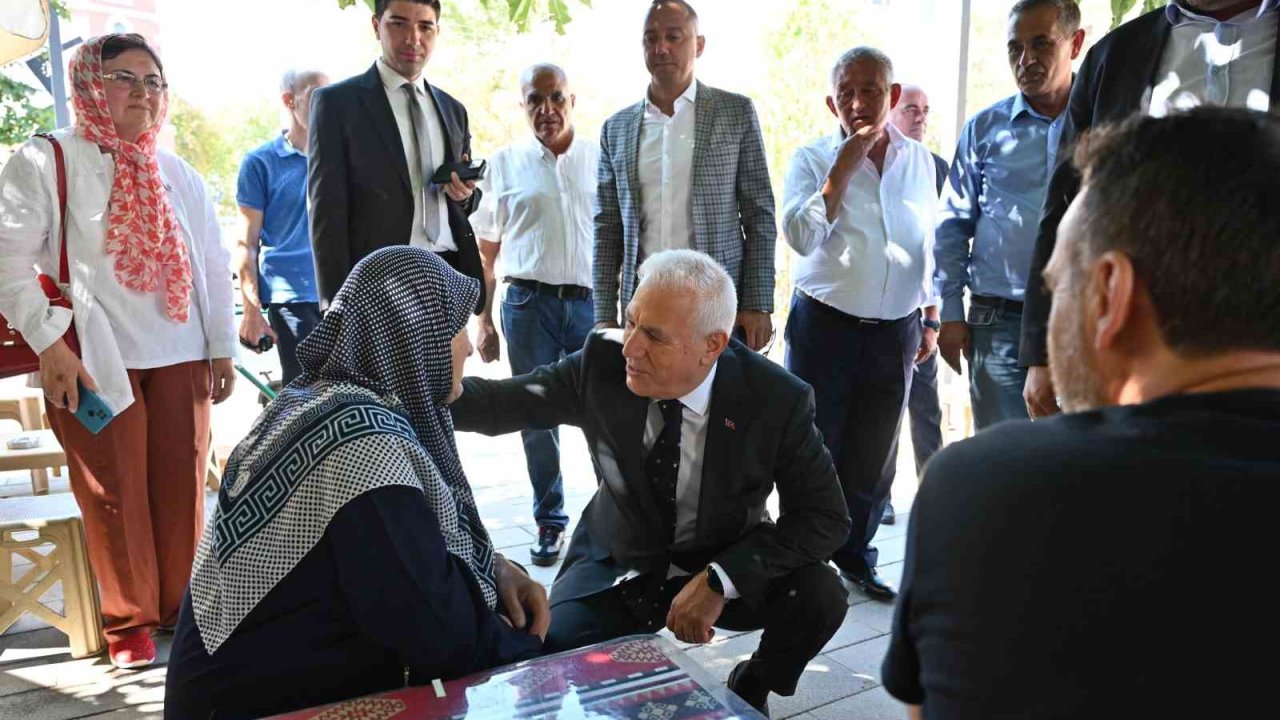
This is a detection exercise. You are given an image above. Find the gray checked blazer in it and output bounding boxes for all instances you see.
[592,82,777,324]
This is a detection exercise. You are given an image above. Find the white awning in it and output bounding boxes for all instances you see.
[0,0,49,66]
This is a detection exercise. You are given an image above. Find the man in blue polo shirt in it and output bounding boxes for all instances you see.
[236,68,330,384]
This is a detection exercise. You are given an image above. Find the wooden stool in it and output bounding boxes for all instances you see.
[0,429,66,496]
[0,493,104,658]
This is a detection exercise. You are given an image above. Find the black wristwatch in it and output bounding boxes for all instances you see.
[704,565,725,596]
[922,317,941,332]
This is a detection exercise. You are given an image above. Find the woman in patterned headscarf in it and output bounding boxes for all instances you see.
[164,247,548,720]
[0,34,236,669]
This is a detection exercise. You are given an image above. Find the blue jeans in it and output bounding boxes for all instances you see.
[784,292,920,572]
[267,302,323,386]
[967,298,1030,430]
[501,283,594,530]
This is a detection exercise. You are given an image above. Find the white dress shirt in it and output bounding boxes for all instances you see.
[376,59,455,252]
[471,135,597,288]
[631,362,740,599]
[638,80,697,260]
[782,123,938,320]
[1150,0,1278,115]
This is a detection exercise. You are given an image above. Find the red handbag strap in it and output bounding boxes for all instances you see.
[34,133,70,286]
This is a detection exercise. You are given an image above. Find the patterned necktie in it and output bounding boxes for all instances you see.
[645,399,683,545]
[402,83,442,243]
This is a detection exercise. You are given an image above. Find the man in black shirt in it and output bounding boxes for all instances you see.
[882,108,1280,719]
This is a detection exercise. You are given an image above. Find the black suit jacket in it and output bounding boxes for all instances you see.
[307,64,484,311]
[450,332,850,608]
[1020,8,1280,365]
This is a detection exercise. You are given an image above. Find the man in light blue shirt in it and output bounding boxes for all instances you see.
[934,0,1083,429]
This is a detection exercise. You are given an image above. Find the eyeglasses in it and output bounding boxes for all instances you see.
[102,70,168,95]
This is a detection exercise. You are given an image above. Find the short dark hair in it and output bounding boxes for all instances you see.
[1009,0,1081,35]
[99,33,164,76]
[1070,108,1280,355]
[374,0,441,18]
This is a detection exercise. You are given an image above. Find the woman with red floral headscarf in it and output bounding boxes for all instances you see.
[0,34,237,669]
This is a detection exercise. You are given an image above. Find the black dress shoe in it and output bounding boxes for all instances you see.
[530,525,564,567]
[727,660,770,718]
[839,565,897,602]
[881,502,896,525]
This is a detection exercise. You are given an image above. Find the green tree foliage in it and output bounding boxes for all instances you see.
[335,0,591,33]
[168,95,279,217]
[0,71,54,146]
[1111,0,1169,29]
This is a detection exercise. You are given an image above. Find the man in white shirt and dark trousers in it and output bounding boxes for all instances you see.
[782,47,941,602]
[593,0,777,351]
[472,64,598,567]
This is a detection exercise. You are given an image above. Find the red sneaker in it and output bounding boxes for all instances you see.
[108,629,156,669]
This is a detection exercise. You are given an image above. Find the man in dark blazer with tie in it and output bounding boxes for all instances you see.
[451,250,850,716]
[594,0,777,351]
[308,0,484,311]
[1020,0,1280,417]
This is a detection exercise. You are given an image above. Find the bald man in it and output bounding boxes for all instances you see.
[472,64,599,567]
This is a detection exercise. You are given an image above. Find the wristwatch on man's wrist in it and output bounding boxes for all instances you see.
[705,565,725,596]
[922,317,941,332]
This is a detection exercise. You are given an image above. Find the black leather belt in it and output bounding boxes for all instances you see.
[970,294,1024,313]
[507,277,591,300]
[796,290,915,325]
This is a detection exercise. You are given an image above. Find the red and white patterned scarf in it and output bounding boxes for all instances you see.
[69,35,192,323]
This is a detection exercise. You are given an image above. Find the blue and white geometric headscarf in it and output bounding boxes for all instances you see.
[190,247,493,654]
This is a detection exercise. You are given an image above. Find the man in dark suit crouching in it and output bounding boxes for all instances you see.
[450,249,850,716]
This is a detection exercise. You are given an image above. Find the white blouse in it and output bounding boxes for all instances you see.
[0,128,237,414]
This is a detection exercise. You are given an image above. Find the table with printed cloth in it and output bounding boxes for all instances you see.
[267,634,765,720]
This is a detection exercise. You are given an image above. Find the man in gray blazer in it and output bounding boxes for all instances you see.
[593,0,777,351]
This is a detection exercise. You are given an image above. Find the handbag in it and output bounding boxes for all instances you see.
[0,133,80,379]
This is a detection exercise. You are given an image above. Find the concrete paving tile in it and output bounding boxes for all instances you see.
[0,682,134,720]
[825,635,892,684]
[488,525,536,549]
[871,535,908,566]
[771,655,878,719]
[683,630,764,683]
[877,560,905,589]
[846,600,897,635]
[808,686,908,720]
[820,609,884,654]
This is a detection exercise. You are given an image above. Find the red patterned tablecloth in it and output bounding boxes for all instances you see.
[265,634,764,719]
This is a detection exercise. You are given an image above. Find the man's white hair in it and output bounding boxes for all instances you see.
[635,250,736,337]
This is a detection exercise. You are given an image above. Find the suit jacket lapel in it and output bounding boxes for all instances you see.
[623,100,645,223]
[1136,15,1173,106]
[359,64,411,193]
[690,81,713,250]
[606,384,664,526]
[426,83,459,162]
[1271,16,1280,106]
[695,344,744,542]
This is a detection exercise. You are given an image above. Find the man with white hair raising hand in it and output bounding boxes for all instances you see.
[451,250,850,716]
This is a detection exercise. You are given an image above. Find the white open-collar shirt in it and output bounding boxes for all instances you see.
[376,58,455,252]
[638,80,697,261]
[471,134,597,288]
[782,122,939,321]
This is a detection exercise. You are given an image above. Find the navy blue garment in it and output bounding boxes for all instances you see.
[784,291,921,573]
[267,301,322,386]
[164,485,539,720]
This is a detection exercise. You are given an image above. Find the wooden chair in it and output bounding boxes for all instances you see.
[0,493,104,658]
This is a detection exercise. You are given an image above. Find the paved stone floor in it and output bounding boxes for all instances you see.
[0,345,963,719]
